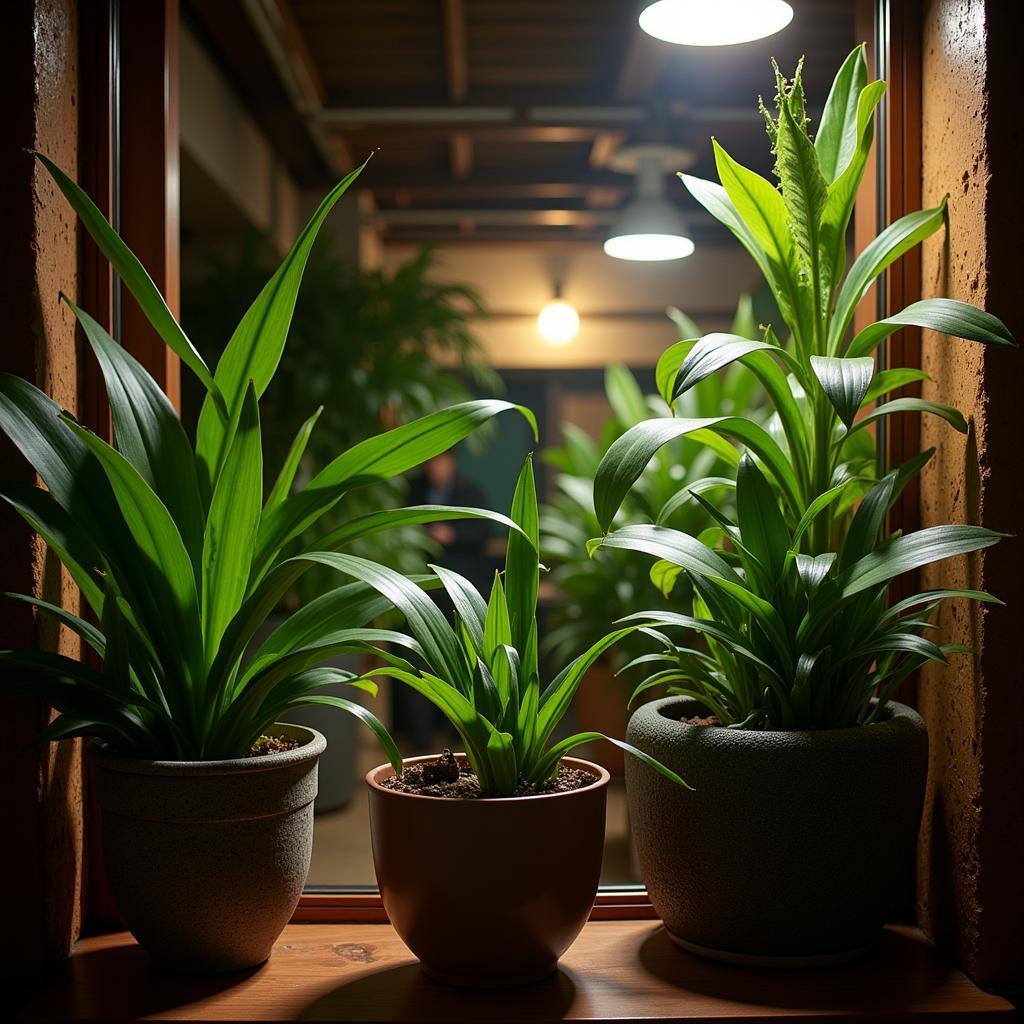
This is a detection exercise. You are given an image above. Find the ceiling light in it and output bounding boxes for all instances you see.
[605,148,694,262]
[638,0,794,46]
[537,300,580,346]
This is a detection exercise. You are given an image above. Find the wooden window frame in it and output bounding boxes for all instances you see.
[81,1,924,927]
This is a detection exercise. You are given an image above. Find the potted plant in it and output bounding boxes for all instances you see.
[326,457,686,987]
[0,154,531,972]
[541,304,762,771]
[590,47,1016,965]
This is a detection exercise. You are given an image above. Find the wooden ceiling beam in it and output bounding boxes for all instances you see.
[440,0,473,179]
[362,168,629,190]
[449,131,474,179]
[441,0,469,103]
[317,104,657,128]
[370,182,628,201]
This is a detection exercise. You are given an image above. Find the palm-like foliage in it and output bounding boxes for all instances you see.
[594,47,1014,555]
[0,154,533,761]
[332,457,688,795]
[606,455,1003,729]
[589,48,1015,730]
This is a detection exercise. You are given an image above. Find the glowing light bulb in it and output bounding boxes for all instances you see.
[537,300,580,345]
[603,233,695,262]
[639,0,793,47]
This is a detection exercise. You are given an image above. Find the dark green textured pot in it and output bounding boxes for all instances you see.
[626,697,927,966]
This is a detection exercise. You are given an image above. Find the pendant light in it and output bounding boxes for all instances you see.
[638,0,794,47]
[604,145,695,262]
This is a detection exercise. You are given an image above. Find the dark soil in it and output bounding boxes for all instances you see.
[382,749,595,798]
[681,714,722,727]
[248,735,301,757]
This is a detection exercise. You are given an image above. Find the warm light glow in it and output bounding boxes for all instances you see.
[639,0,793,46]
[537,300,580,345]
[603,233,695,262]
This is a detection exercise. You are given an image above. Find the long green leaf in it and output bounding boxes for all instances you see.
[60,417,203,678]
[529,730,691,790]
[253,400,536,580]
[847,298,1017,358]
[32,152,223,411]
[815,44,869,182]
[591,525,743,587]
[4,593,106,656]
[818,80,887,302]
[864,368,931,404]
[195,161,367,487]
[297,552,468,690]
[832,202,947,350]
[202,382,263,664]
[837,526,1005,599]
[594,416,802,531]
[736,454,788,581]
[264,406,322,515]
[65,298,205,566]
[775,90,828,306]
[316,504,526,552]
[673,333,799,400]
[848,397,967,436]
[655,339,696,406]
[706,144,811,347]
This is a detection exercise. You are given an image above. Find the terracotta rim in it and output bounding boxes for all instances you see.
[365,753,610,802]
[90,723,326,776]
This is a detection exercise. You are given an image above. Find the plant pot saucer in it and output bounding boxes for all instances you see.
[665,927,870,969]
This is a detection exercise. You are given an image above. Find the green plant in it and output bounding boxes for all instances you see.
[594,46,1014,554]
[324,457,688,795]
[610,453,1004,729]
[540,298,762,670]
[184,242,501,600]
[588,48,1015,730]
[0,154,532,760]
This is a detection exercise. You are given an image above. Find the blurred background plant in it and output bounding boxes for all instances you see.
[539,297,767,767]
[183,238,500,604]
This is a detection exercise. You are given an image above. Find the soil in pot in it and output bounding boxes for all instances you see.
[248,734,301,756]
[382,749,593,798]
[367,753,609,987]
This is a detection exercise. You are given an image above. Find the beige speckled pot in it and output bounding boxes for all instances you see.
[91,723,325,973]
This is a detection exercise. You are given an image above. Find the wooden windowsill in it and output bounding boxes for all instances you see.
[18,920,1015,1022]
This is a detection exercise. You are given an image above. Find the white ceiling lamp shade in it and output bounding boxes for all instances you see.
[537,298,580,346]
[604,148,695,262]
[638,0,794,47]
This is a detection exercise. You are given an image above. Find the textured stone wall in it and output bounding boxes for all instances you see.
[0,0,84,973]
[917,0,1024,989]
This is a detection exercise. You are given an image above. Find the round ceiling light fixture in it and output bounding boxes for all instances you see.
[638,0,794,47]
[537,299,580,346]
[604,145,695,262]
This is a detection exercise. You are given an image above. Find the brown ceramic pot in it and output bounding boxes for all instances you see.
[366,754,610,987]
[92,723,325,973]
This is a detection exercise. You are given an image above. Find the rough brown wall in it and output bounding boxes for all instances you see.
[0,0,85,974]
[917,0,1024,990]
